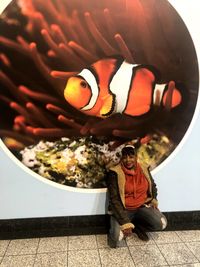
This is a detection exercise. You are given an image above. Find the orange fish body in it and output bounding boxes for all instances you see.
[64,58,182,118]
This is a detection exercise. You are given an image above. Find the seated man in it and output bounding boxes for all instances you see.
[107,144,167,248]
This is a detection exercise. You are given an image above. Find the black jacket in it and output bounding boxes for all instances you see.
[107,163,158,230]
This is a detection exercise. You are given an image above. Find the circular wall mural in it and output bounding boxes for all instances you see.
[0,0,199,189]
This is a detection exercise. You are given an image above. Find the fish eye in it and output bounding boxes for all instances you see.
[80,81,87,88]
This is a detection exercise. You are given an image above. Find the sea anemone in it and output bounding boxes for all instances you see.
[0,0,198,150]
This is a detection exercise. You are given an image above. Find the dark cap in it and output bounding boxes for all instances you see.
[121,145,136,156]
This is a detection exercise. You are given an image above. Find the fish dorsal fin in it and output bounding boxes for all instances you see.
[78,69,99,111]
[153,84,167,106]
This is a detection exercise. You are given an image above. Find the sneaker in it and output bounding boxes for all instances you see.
[133,226,149,241]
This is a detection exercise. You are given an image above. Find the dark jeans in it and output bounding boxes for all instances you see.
[108,206,167,247]
[127,205,167,231]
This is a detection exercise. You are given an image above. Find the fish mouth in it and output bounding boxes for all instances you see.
[101,94,116,117]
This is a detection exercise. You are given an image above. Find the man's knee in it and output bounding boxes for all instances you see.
[109,216,121,240]
[151,215,167,231]
[108,216,126,248]
[161,216,167,230]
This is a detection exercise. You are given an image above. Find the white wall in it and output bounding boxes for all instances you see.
[0,0,200,219]
[153,0,200,211]
[0,0,11,14]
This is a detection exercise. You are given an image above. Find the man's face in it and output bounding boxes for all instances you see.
[121,154,137,169]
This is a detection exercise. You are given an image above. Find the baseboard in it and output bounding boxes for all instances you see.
[0,215,110,240]
[0,211,200,240]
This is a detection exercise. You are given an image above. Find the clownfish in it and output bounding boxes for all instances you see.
[64,57,182,118]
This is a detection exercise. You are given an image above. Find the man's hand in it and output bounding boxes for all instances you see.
[149,203,159,210]
[145,203,158,210]
[122,227,133,238]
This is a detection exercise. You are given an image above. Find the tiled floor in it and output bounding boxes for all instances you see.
[1,230,200,266]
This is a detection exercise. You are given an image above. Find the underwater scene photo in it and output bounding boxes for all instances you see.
[0,0,199,188]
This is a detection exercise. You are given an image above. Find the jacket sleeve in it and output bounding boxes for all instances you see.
[106,170,134,230]
[147,167,159,207]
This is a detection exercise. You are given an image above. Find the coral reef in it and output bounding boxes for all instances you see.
[20,134,173,188]
[0,0,198,149]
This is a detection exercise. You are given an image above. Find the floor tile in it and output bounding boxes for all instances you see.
[176,230,200,242]
[0,241,10,257]
[150,231,182,244]
[37,237,68,253]
[186,241,200,261]
[126,233,154,246]
[99,247,135,267]
[157,242,199,265]
[5,238,39,256]
[129,244,167,267]
[96,234,109,248]
[68,235,97,250]
[172,264,200,267]
[0,255,35,267]
[68,249,101,267]
[34,252,68,267]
